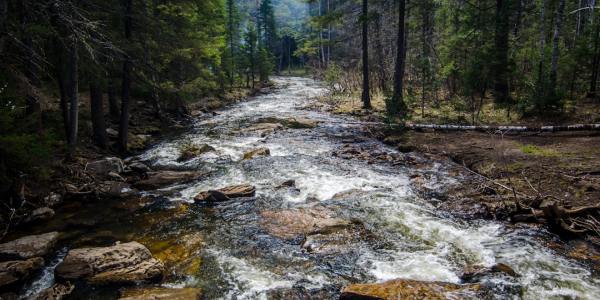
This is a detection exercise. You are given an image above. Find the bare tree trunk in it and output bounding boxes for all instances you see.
[90,82,107,149]
[67,36,79,155]
[536,0,547,99]
[0,0,7,52]
[107,81,120,121]
[361,0,371,109]
[390,0,407,116]
[492,0,511,105]
[549,0,565,95]
[374,14,387,93]
[590,11,600,95]
[54,38,70,141]
[118,0,133,153]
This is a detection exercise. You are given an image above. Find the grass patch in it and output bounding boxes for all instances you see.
[519,144,559,157]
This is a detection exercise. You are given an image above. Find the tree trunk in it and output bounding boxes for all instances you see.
[67,36,79,155]
[492,0,511,105]
[549,0,565,94]
[0,0,7,53]
[361,0,371,109]
[118,0,133,153]
[374,14,387,93]
[536,0,547,99]
[90,82,107,148]
[390,0,407,116]
[54,38,70,141]
[590,12,600,95]
[107,81,120,121]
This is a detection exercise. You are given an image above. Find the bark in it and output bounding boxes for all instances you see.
[361,0,371,109]
[549,0,565,92]
[492,0,511,105]
[89,82,107,149]
[54,39,70,141]
[590,12,600,95]
[373,14,387,93]
[118,0,133,153]
[390,0,407,116]
[107,81,120,121]
[67,36,79,155]
[536,0,547,98]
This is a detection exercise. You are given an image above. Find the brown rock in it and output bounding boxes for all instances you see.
[240,123,283,137]
[194,184,256,202]
[0,257,44,288]
[260,207,353,240]
[85,157,124,176]
[0,232,59,260]
[119,287,202,300]
[257,117,318,129]
[134,171,204,190]
[461,263,519,282]
[25,283,74,300]
[242,148,271,160]
[55,241,164,284]
[24,207,55,224]
[340,279,482,300]
[275,180,296,189]
[177,143,215,162]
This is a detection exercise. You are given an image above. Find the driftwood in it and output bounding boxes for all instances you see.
[334,120,600,132]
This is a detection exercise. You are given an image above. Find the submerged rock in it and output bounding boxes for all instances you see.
[177,143,215,162]
[257,117,318,129]
[0,257,44,288]
[85,157,124,176]
[25,282,74,300]
[340,279,483,300]
[275,180,296,189]
[0,232,59,260]
[194,184,256,203]
[133,171,204,190]
[461,263,519,282]
[240,123,283,137]
[119,287,202,300]
[243,148,271,160]
[55,241,164,284]
[141,232,204,276]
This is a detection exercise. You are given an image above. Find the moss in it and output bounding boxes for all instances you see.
[519,144,559,157]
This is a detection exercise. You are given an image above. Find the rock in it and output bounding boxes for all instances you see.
[243,148,270,160]
[55,241,164,284]
[260,207,353,240]
[141,232,204,276]
[397,144,416,153]
[106,128,119,138]
[25,283,74,300]
[266,286,338,300]
[340,279,482,300]
[194,184,256,202]
[491,263,518,277]
[257,117,318,129]
[85,157,124,176]
[43,192,62,207]
[128,134,150,151]
[276,180,296,189]
[24,207,55,224]
[240,123,283,137]
[0,232,59,260]
[119,287,202,300]
[460,263,519,282]
[133,171,204,190]
[108,171,126,182]
[129,162,152,173]
[0,257,44,288]
[99,181,136,198]
[177,143,215,162]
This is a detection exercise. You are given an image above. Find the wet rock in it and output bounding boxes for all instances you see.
[275,180,296,189]
[108,171,126,182]
[240,123,283,137]
[177,143,215,162]
[340,279,483,300]
[133,171,204,190]
[267,286,339,300]
[106,128,118,138]
[85,157,124,176]
[119,287,202,300]
[141,232,204,276]
[460,263,519,282]
[55,241,164,284]
[194,184,256,203]
[24,207,55,224]
[0,232,59,260]
[260,207,354,240]
[243,148,271,160]
[257,117,318,129]
[43,192,63,207]
[129,134,151,151]
[0,257,44,288]
[25,282,74,300]
[99,181,136,198]
[397,144,417,153]
[330,189,370,201]
[129,162,152,174]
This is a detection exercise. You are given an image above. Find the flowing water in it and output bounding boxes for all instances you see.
[22,77,600,299]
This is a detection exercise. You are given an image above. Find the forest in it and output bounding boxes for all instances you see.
[0,0,599,299]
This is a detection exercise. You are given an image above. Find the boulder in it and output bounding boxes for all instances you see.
[275,180,296,189]
[43,192,63,207]
[133,171,203,190]
[340,279,482,300]
[25,283,74,300]
[106,128,119,138]
[99,181,136,198]
[141,232,204,276]
[24,207,55,224]
[0,232,59,260]
[260,207,353,240]
[177,143,215,162]
[239,123,283,137]
[257,117,318,129]
[120,287,202,300]
[129,162,152,174]
[194,184,256,203]
[0,257,44,288]
[460,263,519,282]
[128,134,151,151]
[85,157,124,176]
[55,241,164,284]
[243,148,270,160]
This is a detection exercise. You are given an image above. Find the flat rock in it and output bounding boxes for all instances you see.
[257,117,318,129]
[119,287,202,300]
[243,148,271,160]
[0,232,59,260]
[25,283,74,300]
[240,123,283,137]
[0,257,44,288]
[260,207,353,240]
[99,181,136,198]
[461,263,519,282]
[194,184,256,202]
[340,279,482,300]
[85,157,124,176]
[134,171,203,190]
[55,241,164,284]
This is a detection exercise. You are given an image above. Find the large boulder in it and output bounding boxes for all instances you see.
[141,232,204,276]
[340,279,483,300]
[0,232,59,260]
[260,207,352,240]
[25,283,74,300]
[85,157,124,176]
[119,287,202,300]
[133,171,204,190]
[0,257,44,288]
[194,184,256,203]
[243,148,271,160]
[55,241,164,284]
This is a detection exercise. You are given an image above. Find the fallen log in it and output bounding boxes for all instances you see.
[330,120,600,132]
